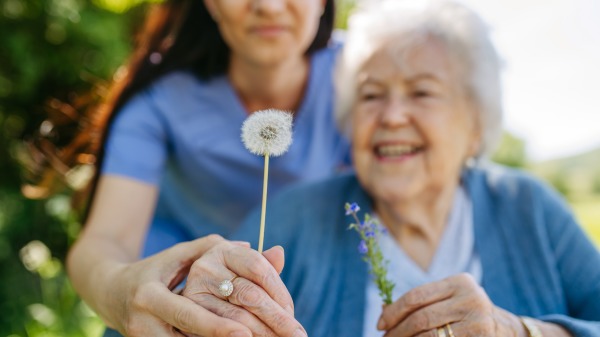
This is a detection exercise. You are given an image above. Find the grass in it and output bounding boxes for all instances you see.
[570,196,600,247]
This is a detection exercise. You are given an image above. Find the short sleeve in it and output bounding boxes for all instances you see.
[101,91,168,185]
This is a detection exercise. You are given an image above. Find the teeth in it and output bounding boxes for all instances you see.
[376,144,419,157]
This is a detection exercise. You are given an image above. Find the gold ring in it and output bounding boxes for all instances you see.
[437,327,447,337]
[446,324,455,337]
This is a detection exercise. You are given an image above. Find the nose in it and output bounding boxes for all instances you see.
[252,0,285,14]
[380,96,411,128]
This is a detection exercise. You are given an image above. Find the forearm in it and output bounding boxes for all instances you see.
[66,230,137,328]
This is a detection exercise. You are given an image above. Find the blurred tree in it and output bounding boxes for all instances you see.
[0,0,150,335]
[593,173,600,195]
[335,0,356,29]
[492,131,527,168]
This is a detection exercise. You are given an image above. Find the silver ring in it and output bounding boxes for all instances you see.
[218,277,237,298]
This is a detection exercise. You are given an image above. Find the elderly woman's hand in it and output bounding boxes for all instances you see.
[377,273,525,337]
[182,240,307,337]
[99,235,259,337]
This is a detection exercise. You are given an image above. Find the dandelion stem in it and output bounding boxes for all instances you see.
[258,153,270,253]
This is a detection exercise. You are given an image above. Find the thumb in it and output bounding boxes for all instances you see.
[262,245,285,274]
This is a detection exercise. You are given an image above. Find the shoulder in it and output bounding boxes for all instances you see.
[467,162,569,213]
[270,172,360,212]
[144,71,207,100]
[117,71,201,113]
[467,162,580,247]
[117,70,231,128]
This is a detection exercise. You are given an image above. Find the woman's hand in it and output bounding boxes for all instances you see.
[182,240,308,337]
[102,235,260,337]
[377,273,525,337]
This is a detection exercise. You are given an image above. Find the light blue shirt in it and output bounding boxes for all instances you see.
[101,44,350,257]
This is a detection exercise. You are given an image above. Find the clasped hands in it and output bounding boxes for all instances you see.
[113,235,525,337]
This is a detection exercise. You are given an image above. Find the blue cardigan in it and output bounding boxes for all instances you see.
[236,165,600,337]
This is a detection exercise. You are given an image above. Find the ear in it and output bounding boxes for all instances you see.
[468,136,482,158]
[203,0,219,22]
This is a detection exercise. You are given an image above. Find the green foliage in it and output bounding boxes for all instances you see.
[529,147,600,199]
[0,0,153,335]
[335,0,356,30]
[571,196,600,247]
[492,132,527,168]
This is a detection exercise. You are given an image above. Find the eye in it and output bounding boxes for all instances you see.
[360,92,383,101]
[412,90,432,98]
[357,87,385,102]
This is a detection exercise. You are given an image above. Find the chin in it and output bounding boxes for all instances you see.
[369,181,416,204]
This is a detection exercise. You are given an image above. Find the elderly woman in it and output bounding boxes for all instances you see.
[202,1,600,337]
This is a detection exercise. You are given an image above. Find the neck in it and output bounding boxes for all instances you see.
[228,55,310,113]
[374,181,459,269]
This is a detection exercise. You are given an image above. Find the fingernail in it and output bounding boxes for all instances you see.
[229,331,251,337]
[292,328,307,337]
[268,245,284,254]
[377,316,386,330]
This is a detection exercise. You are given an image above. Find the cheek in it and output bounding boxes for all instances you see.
[351,114,374,148]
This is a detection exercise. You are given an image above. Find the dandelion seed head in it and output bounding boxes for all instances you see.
[241,109,293,156]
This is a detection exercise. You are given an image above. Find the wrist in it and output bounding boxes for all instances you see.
[89,261,129,329]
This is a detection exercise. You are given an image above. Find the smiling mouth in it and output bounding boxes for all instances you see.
[252,26,287,36]
[374,144,423,159]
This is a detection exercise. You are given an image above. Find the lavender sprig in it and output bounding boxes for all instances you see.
[345,202,395,305]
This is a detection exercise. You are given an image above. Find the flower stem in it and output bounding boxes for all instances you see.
[258,153,270,253]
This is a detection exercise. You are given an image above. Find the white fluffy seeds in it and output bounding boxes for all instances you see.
[241,109,293,156]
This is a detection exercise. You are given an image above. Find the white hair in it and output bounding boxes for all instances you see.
[335,0,504,157]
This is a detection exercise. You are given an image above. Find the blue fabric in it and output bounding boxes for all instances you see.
[363,187,482,337]
[235,164,600,337]
[101,44,350,258]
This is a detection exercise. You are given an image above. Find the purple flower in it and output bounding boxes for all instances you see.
[345,202,395,305]
[345,202,360,215]
[358,240,368,254]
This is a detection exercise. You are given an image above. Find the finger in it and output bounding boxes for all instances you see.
[409,327,441,337]
[262,245,285,274]
[191,292,277,336]
[414,322,466,337]
[147,283,252,337]
[232,241,251,248]
[156,235,226,280]
[380,277,456,330]
[227,276,307,337]
[383,299,465,337]
[224,245,294,313]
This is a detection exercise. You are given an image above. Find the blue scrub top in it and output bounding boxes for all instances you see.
[102,44,350,256]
